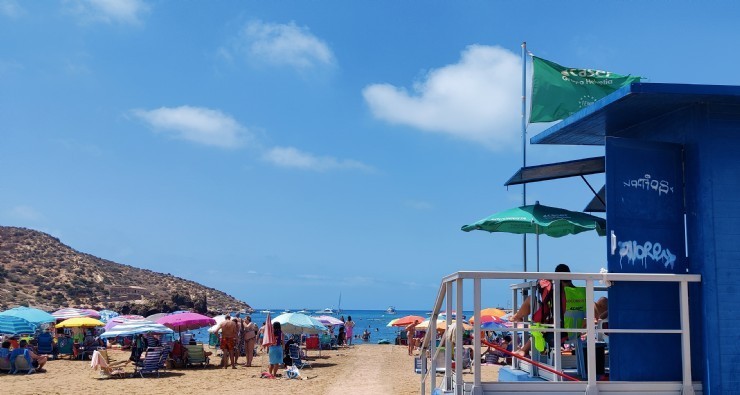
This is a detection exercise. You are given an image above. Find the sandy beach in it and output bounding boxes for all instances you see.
[2,344,500,395]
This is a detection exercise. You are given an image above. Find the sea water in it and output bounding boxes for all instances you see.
[190,309,471,345]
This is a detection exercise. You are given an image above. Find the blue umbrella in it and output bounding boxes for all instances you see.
[99,310,119,323]
[0,315,37,335]
[0,306,56,325]
[272,312,328,335]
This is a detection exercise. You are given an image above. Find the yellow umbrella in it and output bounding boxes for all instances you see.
[55,317,105,328]
[386,318,400,327]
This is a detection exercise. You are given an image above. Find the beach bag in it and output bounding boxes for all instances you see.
[286,365,300,379]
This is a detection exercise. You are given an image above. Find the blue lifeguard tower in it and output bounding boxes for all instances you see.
[419,83,739,395]
[530,82,740,394]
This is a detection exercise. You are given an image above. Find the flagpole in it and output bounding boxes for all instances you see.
[521,41,528,275]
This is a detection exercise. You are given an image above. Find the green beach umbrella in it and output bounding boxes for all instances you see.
[462,201,606,271]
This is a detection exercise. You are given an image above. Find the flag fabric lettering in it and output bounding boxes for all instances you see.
[529,56,641,123]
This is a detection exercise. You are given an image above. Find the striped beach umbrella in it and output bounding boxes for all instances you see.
[52,308,93,320]
[104,315,147,331]
[0,315,37,335]
[100,320,173,338]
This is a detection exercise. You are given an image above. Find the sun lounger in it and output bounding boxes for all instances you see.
[134,347,168,378]
[184,344,209,368]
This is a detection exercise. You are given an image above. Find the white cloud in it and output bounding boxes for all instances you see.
[65,0,149,25]
[363,45,522,149]
[405,200,433,210]
[263,146,372,172]
[233,20,335,70]
[0,0,23,17]
[132,106,249,149]
[7,205,43,221]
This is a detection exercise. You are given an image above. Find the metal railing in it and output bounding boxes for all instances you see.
[418,271,701,395]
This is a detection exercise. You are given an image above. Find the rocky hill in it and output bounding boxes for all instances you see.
[0,226,251,315]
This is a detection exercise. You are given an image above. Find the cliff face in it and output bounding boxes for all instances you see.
[0,226,251,315]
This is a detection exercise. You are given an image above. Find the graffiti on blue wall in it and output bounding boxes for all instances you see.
[617,239,677,270]
[623,174,675,196]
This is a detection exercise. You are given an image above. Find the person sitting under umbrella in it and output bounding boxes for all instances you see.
[10,340,47,374]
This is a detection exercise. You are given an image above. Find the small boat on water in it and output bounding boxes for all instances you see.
[260,309,274,314]
[315,307,335,314]
[297,309,310,314]
[282,309,292,314]
[386,306,396,314]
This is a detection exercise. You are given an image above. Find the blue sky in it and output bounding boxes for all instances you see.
[1,1,737,310]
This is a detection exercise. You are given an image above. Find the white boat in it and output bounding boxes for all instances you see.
[282,309,292,314]
[315,307,335,314]
[260,309,274,314]
[297,309,310,314]
[386,306,397,314]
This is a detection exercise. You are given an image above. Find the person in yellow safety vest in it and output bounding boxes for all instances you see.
[563,286,587,342]
[512,264,573,356]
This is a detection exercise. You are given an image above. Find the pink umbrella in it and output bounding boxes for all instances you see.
[314,315,344,326]
[156,312,215,332]
[261,312,275,349]
[82,309,101,319]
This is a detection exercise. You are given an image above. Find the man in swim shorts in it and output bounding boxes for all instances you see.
[214,314,238,369]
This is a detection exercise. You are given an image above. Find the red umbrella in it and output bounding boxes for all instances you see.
[391,315,425,327]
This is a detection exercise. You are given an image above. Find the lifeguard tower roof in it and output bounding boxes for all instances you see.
[531,82,740,146]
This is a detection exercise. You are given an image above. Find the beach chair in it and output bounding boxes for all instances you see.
[451,347,472,373]
[319,334,334,350]
[305,336,320,351]
[0,356,10,373]
[36,333,54,358]
[288,344,311,369]
[184,344,209,368]
[57,337,74,359]
[134,347,167,378]
[14,354,33,373]
[414,356,446,374]
[399,331,408,346]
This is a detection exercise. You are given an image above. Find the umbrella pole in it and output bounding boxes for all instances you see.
[536,229,540,272]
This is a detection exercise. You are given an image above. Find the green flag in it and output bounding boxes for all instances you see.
[529,56,641,123]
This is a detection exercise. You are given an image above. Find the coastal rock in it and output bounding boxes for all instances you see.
[0,226,251,314]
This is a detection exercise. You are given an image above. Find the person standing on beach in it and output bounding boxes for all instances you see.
[268,322,283,377]
[243,316,257,367]
[214,314,238,369]
[405,320,419,356]
[345,316,356,346]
